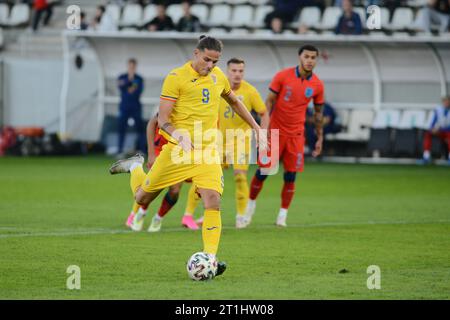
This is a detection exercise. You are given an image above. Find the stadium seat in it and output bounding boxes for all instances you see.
[252,5,273,28]
[393,110,427,156]
[353,7,366,29]
[191,4,209,24]
[230,5,254,28]
[207,4,232,27]
[6,4,30,27]
[0,4,8,26]
[388,7,414,31]
[121,4,142,27]
[167,4,184,25]
[332,109,374,141]
[319,7,342,30]
[106,4,121,23]
[291,6,321,29]
[379,7,391,30]
[143,4,157,25]
[368,109,401,156]
[249,0,271,5]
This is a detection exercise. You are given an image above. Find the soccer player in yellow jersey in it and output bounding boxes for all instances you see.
[109,36,265,277]
[182,57,270,229]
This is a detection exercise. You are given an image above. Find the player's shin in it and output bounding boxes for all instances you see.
[202,209,222,255]
[234,172,249,216]
[130,165,146,194]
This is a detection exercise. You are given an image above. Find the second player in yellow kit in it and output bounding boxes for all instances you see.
[183,58,269,229]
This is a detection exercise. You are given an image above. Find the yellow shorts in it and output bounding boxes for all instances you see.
[141,143,224,195]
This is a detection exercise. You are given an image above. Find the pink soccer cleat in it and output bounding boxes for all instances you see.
[181,215,199,230]
[125,212,135,228]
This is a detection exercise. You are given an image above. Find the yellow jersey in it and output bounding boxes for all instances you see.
[160,61,231,148]
[218,80,266,133]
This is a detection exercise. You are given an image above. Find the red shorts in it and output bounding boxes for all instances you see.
[277,135,305,172]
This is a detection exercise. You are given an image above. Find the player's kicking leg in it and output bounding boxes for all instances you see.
[125,201,148,228]
[109,153,162,231]
[148,183,182,232]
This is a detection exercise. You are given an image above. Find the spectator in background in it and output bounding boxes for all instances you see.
[335,0,363,35]
[117,58,146,157]
[32,0,53,32]
[144,3,174,31]
[305,102,342,154]
[91,5,118,31]
[270,17,284,33]
[177,0,201,32]
[422,96,450,164]
[416,0,450,33]
[264,0,302,31]
[79,11,88,31]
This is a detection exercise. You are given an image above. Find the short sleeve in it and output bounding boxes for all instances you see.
[313,81,325,105]
[160,72,180,102]
[269,71,283,94]
[250,87,267,113]
[218,68,231,96]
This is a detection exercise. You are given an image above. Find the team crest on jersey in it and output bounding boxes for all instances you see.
[211,74,217,84]
[305,87,314,98]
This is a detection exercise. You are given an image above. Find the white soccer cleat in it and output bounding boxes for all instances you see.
[276,215,287,227]
[109,153,144,175]
[147,215,162,233]
[236,215,249,229]
[130,211,146,231]
[243,200,256,226]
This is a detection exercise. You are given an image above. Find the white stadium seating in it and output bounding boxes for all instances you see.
[319,7,342,30]
[120,4,143,27]
[230,5,254,28]
[207,4,232,27]
[0,4,9,26]
[252,5,273,28]
[6,3,30,27]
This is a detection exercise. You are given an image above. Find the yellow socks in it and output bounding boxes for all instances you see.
[234,172,249,216]
[185,183,201,216]
[202,209,222,255]
[131,201,140,214]
[130,166,146,194]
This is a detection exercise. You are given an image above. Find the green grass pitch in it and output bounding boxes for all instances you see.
[0,156,449,299]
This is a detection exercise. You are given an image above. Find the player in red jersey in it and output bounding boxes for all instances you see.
[243,44,325,227]
[125,113,183,232]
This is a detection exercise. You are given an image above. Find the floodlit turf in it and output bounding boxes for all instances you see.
[0,156,449,299]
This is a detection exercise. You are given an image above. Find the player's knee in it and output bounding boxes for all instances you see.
[202,192,221,211]
[255,168,268,182]
[284,171,297,183]
[135,189,151,206]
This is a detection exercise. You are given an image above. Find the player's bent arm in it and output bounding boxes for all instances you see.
[222,91,260,131]
[157,98,193,151]
[265,91,277,115]
[313,104,324,139]
[157,98,176,137]
[146,114,158,159]
[259,111,270,131]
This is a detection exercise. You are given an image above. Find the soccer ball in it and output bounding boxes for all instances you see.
[186,252,218,281]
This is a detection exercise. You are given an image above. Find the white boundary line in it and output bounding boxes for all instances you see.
[0,220,449,239]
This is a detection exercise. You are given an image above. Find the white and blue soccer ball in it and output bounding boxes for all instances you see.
[186,252,218,281]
